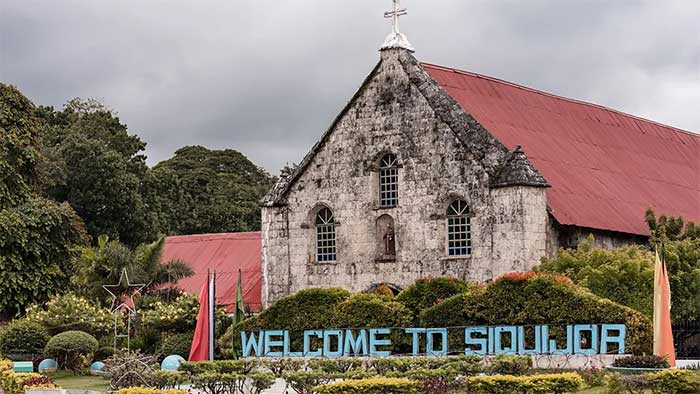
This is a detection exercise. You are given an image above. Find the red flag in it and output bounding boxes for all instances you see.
[653,250,676,367]
[188,282,210,361]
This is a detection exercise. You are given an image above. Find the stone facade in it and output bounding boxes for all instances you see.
[260,48,553,306]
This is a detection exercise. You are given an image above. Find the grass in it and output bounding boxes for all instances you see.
[46,370,110,393]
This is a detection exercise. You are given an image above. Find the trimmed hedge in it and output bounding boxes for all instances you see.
[467,373,582,394]
[395,277,471,323]
[419,272,652,355]
[0,319,50,359]
[44,330,99,372]
[314,377,422,394]
[332,293,412,329]
[221,288,351,355]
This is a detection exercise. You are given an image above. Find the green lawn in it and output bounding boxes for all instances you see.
[46,371,110,393]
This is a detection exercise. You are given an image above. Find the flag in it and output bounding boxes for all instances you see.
[188,280,210,361]
[208,271,216,361]
[653,249,675,367]
[232,269,246,359]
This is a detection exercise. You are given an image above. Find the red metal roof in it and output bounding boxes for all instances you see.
[161,232,262,312]
[423,63,700,236]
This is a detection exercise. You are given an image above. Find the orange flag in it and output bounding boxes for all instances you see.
[653,250,675,367]
[188,282,210,361]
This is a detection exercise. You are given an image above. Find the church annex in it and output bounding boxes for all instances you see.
[259,18,700,306]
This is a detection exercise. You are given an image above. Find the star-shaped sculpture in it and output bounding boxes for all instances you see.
[103,268,146,314]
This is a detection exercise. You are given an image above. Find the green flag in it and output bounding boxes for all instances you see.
[232,269,245,359]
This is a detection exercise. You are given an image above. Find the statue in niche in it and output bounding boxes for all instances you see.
[383,224,396,256]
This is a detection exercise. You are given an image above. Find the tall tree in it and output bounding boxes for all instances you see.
[146,146,274,235]
[37,99,154,246]
[0,84,89,317]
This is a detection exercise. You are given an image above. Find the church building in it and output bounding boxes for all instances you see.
[259,3,700,306]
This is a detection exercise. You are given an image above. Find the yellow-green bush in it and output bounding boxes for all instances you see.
[648,369,700,393]
[606,369,700,394]
[0,369,42,394]
[314,377,422,394]
[117,387,186,394]
[467,373,582,394]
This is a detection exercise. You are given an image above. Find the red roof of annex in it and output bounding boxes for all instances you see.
[161,232,262,311]
[424,63,700,236]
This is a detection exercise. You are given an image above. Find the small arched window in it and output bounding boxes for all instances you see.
[379,153,399,207]
[316,207,336,262]
[447,200,471,256]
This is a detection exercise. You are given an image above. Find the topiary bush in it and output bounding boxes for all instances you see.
[395,277,471,323]
[162,332,194,358]
[0,319,50,359]
[44,330,99,372]
[24,293,115,337]
[419,272,652,355]
[222,288,351,355]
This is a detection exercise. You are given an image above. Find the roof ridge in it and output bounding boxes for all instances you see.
[420,62,699,139]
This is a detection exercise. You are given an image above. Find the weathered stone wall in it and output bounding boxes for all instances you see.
[262,49,550,305]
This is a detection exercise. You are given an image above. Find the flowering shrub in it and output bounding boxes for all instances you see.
[495,271,574,285]
[140,293,200,332]
[22,375,59,389]
[25,293,115,337]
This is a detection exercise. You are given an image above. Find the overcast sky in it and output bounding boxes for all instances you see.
[1,0,699,173]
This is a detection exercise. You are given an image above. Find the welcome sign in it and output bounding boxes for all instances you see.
[241,324,626,358]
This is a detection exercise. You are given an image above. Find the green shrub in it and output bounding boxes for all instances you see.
[314,377,421,394]
[94,346,114,361]
[467,373,582,394]
[24,293,115,337]
[611,354,669,369]
[0,319,50,359]
[420,272,652,355]
[332,293,412,329]
[647,370,700,394]
[488,355,532,376]
[44,330,99,372]
[223,288,351,354]
[395,277,471,323]
[162,332,194,358]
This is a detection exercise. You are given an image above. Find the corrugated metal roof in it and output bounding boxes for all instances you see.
[161,232,262,312]
[424,63,700,236]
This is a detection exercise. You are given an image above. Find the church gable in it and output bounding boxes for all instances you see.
[263,49,535,208]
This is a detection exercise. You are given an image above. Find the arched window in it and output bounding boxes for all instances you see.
[447,200,471,256]
[316,207,336,262]
[379,153,399,207]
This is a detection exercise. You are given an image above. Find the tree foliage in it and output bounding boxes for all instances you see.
[0,84,89,317]
[539,211,700,323]
[37,99,153,246]
[146,146,274,235]
[70,235,193,305]
[537,236,654,317]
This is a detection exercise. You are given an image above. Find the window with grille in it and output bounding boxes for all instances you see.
[447,200,471,256]
[379,154,399,207]
[316,207,336,262]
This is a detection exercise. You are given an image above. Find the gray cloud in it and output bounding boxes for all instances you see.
[1,0,698,173]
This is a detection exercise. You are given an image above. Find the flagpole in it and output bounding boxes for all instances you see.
[208,270,215,361]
